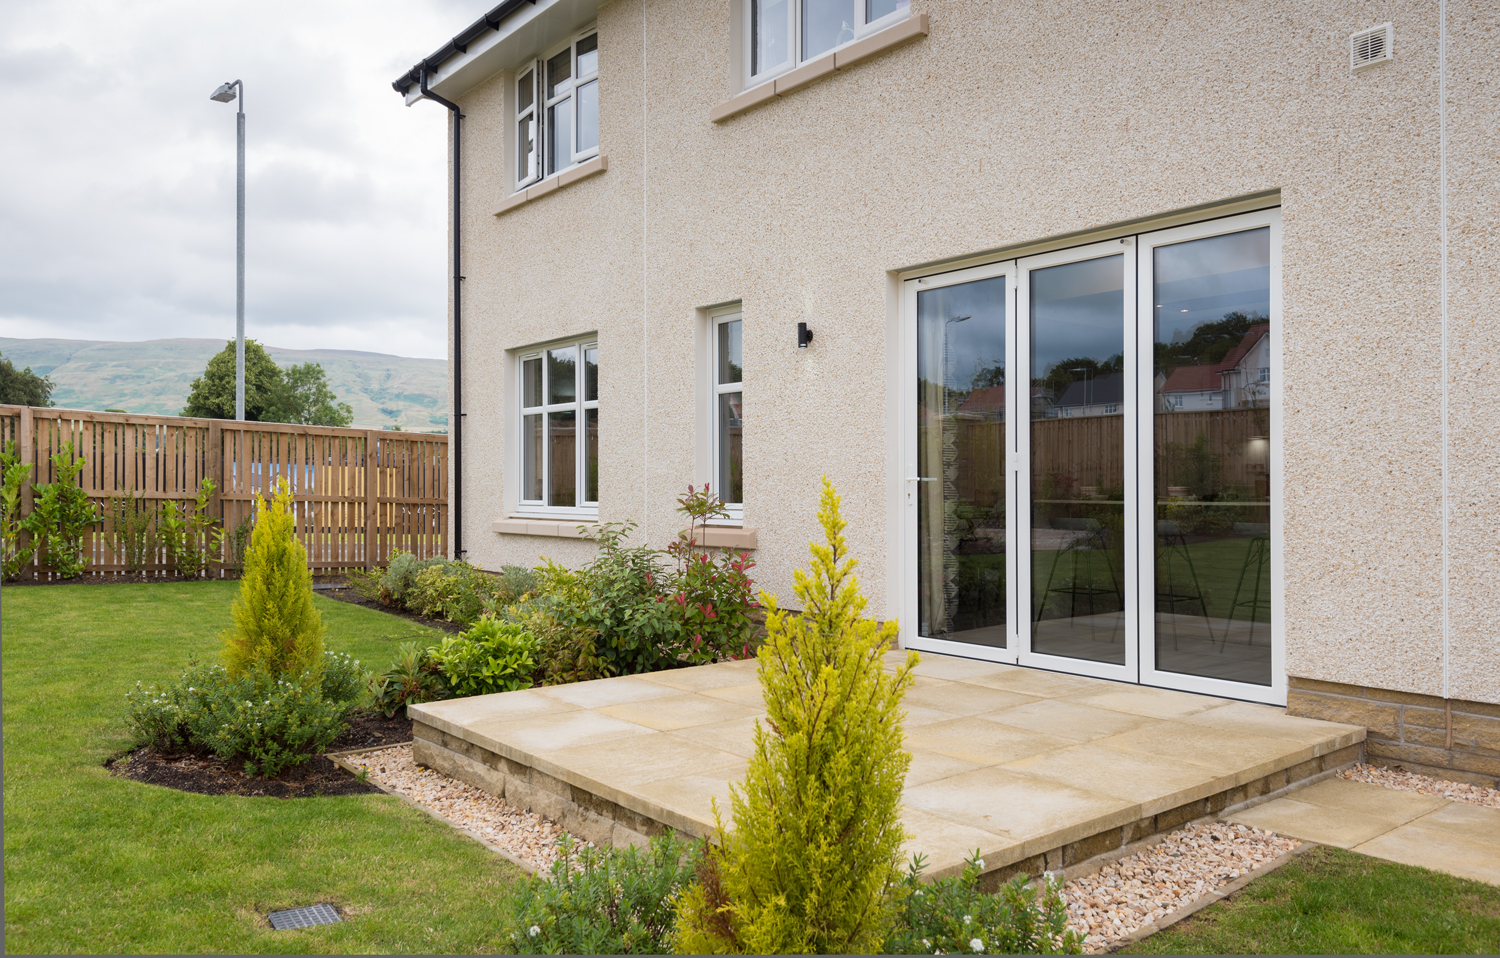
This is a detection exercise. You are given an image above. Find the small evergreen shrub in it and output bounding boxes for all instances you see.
[667,485,760,664]
[106,489,157,573]
[883,853,1084,955]
[380,552,452,608]
[501,833,701,955]
[0,441,33,580]
[369,640,448,717]
[431,616,538,697]
[674,478,919,955]
[21,443,98,578]
[221,477,326,681]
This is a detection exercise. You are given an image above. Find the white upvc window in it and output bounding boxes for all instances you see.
[710,308,744,518]
[745,0,909,86]
[516,29,599,189]
[518,339,599,514]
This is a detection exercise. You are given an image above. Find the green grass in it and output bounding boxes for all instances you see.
[2,581,525,954]
[1122,844,1500,955]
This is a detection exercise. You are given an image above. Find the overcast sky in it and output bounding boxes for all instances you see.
[0,0,488,360]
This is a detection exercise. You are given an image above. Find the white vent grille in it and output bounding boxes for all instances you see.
[1351,23,1393,70]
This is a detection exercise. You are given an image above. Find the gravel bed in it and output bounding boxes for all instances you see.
[1062,821,1299,953]
[346,744,570,871]
[1340,762,1500,809]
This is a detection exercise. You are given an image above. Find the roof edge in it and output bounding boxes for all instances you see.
[392,0,535,95]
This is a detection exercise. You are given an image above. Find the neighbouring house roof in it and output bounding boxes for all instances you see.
[1054,371,1124,407]
[1160,325,1269,395]
[957,385,1005,416]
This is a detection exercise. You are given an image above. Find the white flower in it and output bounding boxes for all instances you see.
[963,915,972,924]
[969,938,984,953]
[975,858,985,869]
[528,925,540,938]
[922,940,930,948]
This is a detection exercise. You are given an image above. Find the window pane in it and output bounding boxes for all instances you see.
[577,33,598,77]
[546,47,571,97]
[548,410,577,507]
[547,347,577,404]
[1030,254,1126,666]
[751,0,790,75]
[1153,227,1272,687]
[916,275,1007,648]
[584,347,599,401]
[803,0,856,61]
[547,99,571,175]
[518,114,535,182]
[717,319,742,384]
[718,392,743,505]
[517,68,534,112]
[585,408,599,503]
[523,357,542,408]
[866,0,909,23]
[576,79,598,153]
[523,414,543,500]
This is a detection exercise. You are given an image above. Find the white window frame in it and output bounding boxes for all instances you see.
[744,0,910,88]
[516,27,599,190]
[709,306,745,521]
[515,337,599,518]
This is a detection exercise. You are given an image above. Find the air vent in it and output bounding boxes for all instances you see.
[1351,23,1393,70]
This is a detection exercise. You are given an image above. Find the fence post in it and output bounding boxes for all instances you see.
[207,421,223,576]
[364,430,379,570]
[18,406,34,579]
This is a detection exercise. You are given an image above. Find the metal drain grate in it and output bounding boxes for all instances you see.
[267,904,341,930]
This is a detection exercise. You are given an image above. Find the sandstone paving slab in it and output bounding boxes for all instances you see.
[666,714,767,758]
[1407,798,1500,844]
[1063,684,1228,720]
[640,662,762,692]
[980,698,1162,743]
[1097,721,1315,783]
[472,708,655,756]
[1179,700,1365,750]
[411,688,577,738]
[1000,741,1232,815]
[534,674,683,709]
[598,691,761,731]
[903,681,1040,716]
[905,716,1073,766]
[901,704,968,727]
[905,749,984,788]
[907,654,1011,682]
[1353,822,1500,885]
[898,806,1016,878]
[903,766,1135,853]
[630,764,749,835]
[957,666,1106,698]
[698,682,771,707]
[542,733,745,798]
[1226,778,1449,848]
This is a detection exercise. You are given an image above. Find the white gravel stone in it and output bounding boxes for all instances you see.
[1061,821,1299,953]
[346,744,572,871]
[1340,762,1500,809]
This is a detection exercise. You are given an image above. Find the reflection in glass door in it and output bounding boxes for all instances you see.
[1024,251,1130,668]
[916,272,1009,648]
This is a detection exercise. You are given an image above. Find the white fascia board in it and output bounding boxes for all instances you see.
[406,0,600,106]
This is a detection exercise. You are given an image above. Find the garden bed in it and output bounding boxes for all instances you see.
[108,709,413,800]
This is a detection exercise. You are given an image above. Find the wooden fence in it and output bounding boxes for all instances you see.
[0,405,447,578]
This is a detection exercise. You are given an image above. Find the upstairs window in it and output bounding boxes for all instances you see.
[519,339,599,513]
[747,0,909,85]
[517,30,599,189]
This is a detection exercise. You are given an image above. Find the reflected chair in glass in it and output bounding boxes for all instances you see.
[1221,521,1270,651]
[1035,516,1123,645]
[1155,519,1215,649]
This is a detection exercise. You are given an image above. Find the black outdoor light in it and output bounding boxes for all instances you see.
[797,322,814,348]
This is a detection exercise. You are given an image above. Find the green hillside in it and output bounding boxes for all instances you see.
[0,338,448,432]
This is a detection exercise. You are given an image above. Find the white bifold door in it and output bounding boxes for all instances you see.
[901,209,1284,704]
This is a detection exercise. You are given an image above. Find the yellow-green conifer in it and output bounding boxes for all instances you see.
[221,477,324,680]
[675,477,918,955]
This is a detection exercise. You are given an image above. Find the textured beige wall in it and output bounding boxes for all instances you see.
[443,0,1499,703]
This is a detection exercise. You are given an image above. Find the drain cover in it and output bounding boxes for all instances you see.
[267,904,341,930]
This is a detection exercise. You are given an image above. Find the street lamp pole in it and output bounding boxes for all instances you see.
[210,80,246,421]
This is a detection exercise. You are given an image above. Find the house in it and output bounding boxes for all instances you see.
[393,2,1499,786]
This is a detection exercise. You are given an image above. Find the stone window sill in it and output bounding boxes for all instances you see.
[494,155,608,217]
[710,14,929,123]
[493,517,600,538]
[697,525,757,550]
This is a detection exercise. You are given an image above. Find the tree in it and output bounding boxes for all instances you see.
[0,351,55,407]
[181,339,285,421]
[675,478,918,955]
[274,362,353,427]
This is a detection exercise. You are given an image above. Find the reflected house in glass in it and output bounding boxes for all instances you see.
[395,0,1500,785]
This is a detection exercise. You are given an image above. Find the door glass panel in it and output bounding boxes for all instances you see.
[1153,228,1272,685]
[1029,255,1126,664]
[917,275,1007,647]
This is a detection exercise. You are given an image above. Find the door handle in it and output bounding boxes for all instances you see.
[905,477,937,482]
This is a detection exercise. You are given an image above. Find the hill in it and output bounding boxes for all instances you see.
[0,337,448,431]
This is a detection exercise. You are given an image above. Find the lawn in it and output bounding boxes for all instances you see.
[1,581,525,954]
[1123,844,1500,955]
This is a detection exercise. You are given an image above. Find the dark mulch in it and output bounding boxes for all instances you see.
[315,583,466,634]
[109,710,414,799]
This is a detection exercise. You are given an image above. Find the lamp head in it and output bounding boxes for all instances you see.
[210,82,238,103]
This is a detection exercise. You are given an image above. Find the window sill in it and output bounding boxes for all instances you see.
[494,155,607,217]
[696,525,757,550]
[493,517,600,538]
[710,14,929,123]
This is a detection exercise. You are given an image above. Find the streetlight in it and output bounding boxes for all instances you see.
[210,79,246,421]
[1068,366,1093,413]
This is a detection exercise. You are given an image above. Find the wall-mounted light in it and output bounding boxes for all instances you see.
[797,322,814,349]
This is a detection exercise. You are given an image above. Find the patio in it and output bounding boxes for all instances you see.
[409,652,1365,884]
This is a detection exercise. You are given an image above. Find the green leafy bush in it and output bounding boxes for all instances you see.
[0,441,33,580]
[158,479,218,577]
[431,617,538,697]
[107,489,157,573]
[380,552,453,608]
[369,640,449,717]
[502,833,701,955]
[409,560,495,624]
[21,443,98,578]
[675,478,918,954]
[883,853,1083,955]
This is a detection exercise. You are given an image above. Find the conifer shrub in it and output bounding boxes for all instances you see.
[221,477,325,681]
[674,477,919,955]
